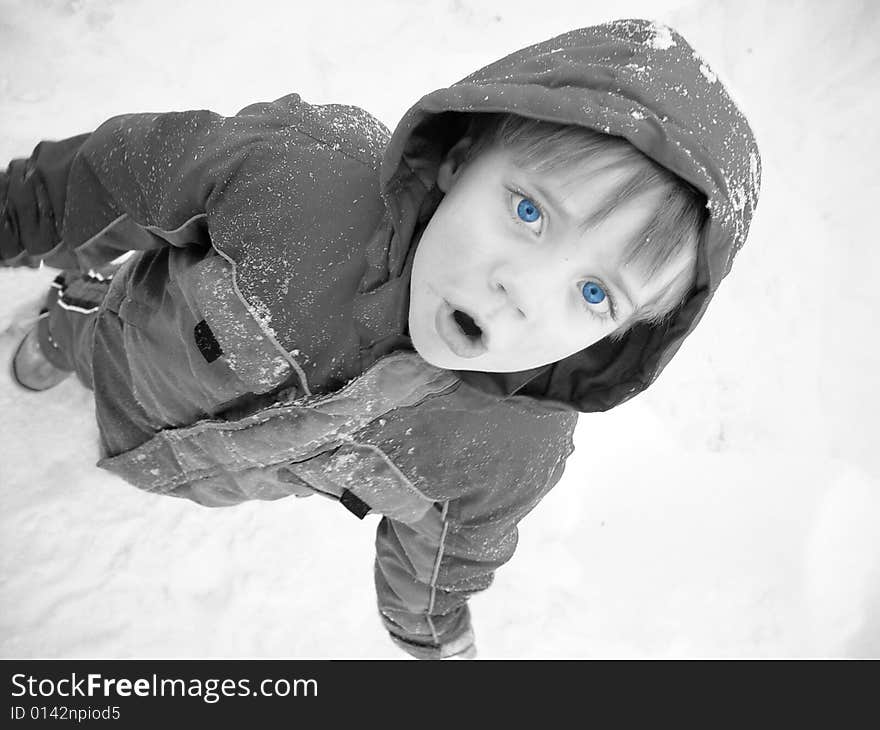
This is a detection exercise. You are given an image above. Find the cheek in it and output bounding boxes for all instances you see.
[432,213,468,256]
[418,193,504,282]
[455,216,505,269]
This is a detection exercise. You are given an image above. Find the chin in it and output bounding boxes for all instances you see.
[466,359,542,373]
[417,350,551,373]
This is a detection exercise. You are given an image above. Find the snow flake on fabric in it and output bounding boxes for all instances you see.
[699,62,718,85]
[645,21,677,50]
[245,294,276,336]
[748,152,761,207]
[307,103,392,164]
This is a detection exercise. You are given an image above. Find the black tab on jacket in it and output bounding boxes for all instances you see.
[194,319,222,363]
[340,489,371,519]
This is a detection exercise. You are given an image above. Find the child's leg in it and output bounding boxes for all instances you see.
[35,268,157,456]
[36,271,105,388]
[89,307,159,457]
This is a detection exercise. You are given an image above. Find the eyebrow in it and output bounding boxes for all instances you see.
[602,269,637,315]
[520,177,640,315]
[525,178,577,223]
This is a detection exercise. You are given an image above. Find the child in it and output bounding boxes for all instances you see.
[0,19,760,658]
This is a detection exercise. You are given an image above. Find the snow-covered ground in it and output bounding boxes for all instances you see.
[1,0,877,658]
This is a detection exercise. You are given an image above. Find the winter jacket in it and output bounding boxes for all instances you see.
[0,19,760,658]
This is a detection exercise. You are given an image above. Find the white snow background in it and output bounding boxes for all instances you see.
[1,0,878,659]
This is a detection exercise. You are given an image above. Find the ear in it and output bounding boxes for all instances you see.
[437,136,473,193]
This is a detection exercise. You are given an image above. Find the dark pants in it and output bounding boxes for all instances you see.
[37,270,157,458]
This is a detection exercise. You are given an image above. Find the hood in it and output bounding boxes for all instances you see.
[378,18,761,413]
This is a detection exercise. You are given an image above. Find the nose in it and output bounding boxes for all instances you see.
[487,269,530,320]
[487,248,574,324]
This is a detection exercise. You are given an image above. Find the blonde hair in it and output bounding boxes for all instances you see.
[461,114,707,342]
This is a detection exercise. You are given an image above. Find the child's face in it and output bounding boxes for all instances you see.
[408,139,691,373]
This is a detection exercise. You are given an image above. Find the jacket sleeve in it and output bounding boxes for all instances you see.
[0,133,91,268]
[374,509,513,660]
[374,409,578,660]
[0,94,317,270]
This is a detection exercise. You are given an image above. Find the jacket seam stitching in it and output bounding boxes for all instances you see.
[349,441,432,504]
[287,126,378,168]
[75,212,129,254]
[211,245,312,397]
[426,501,450,644]
[143,211,206,237]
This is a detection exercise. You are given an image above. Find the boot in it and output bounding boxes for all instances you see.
[10,325,72,391]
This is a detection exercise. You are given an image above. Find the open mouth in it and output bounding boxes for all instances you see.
[453,309,483,338]
[435,301,488,359]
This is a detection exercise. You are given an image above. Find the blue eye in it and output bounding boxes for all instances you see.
[582,281,606,304]
[516,197,541,223]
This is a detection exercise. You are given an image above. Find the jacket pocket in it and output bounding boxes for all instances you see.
[109,251,265,427]
[178,251,300,395]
